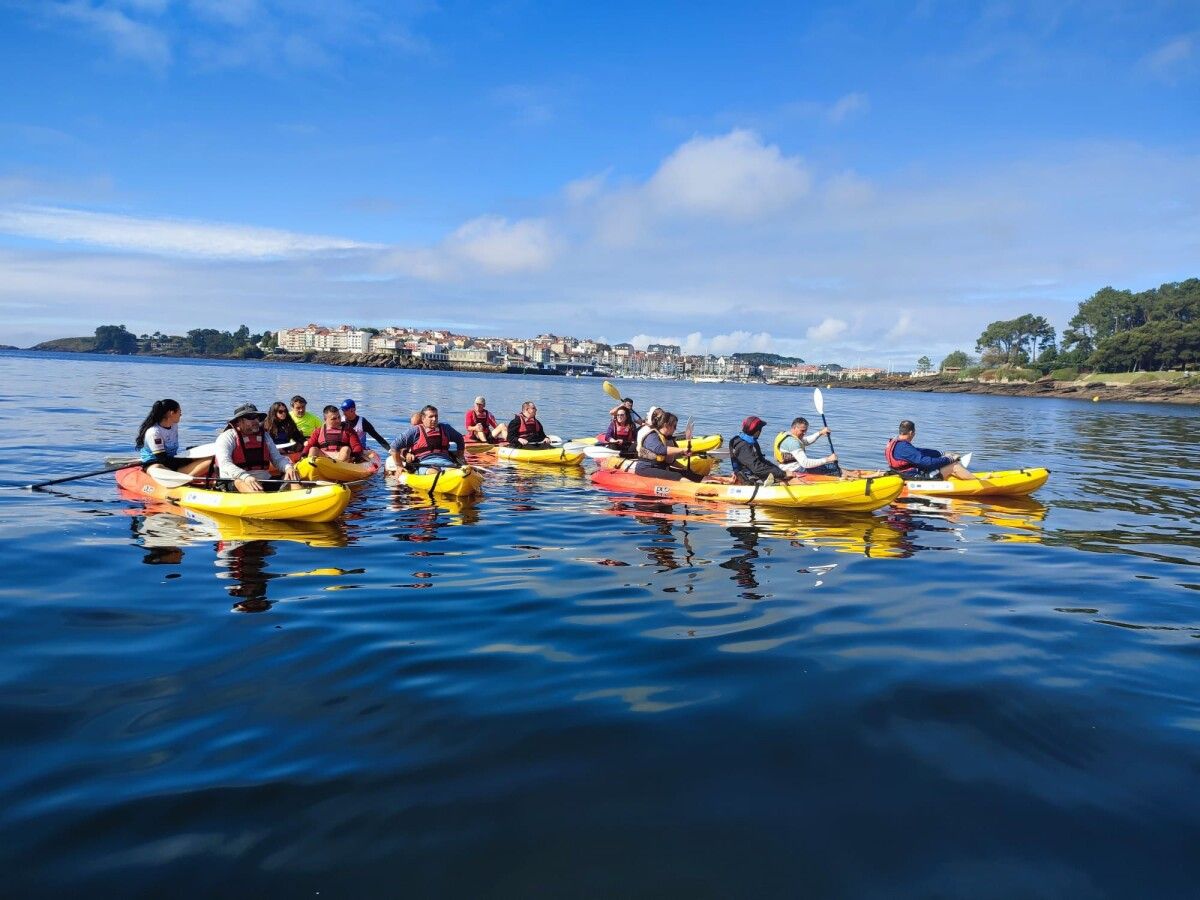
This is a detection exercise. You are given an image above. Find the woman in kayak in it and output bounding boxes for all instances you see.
[602,406,638,456]
[266,400,305,451]
[135,398,212,478]
[633,411,702,482]
[885,420,976,480]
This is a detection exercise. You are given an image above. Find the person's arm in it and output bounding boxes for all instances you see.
[894,441,952,470]
[362,417,389,451]
[630,409,645,426]
[604,421,618,442]
[507,416,523,445]
[446,426,466,464]
[347,429,365,458]
[214,431,249,481]
[265,436,298,478]
[302,430,320,453]
[800,432,823,448]
[389,428,416,467]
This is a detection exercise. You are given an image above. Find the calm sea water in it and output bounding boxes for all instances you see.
[1,351,1198,898]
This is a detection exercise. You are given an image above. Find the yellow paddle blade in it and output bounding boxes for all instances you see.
[602,380,623,402]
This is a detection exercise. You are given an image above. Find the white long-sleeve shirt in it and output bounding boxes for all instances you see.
[214,428,292,480]
[778,432,828,470]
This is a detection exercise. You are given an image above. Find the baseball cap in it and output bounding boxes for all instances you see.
[741,415,767,433]
[340,399,356,410]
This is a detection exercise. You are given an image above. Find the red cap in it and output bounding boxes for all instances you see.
[741,415,766,433]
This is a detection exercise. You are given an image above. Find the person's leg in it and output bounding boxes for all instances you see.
[179,457,211,477]
[333,446,351,462]
[491,424,508,441]
[938,461,977,480]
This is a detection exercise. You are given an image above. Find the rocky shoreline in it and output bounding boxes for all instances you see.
[830,375,1200,405]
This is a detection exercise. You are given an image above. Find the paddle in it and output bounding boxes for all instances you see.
[27,462,133,491]
[602,380,623,403]
[960,452,973,468]
[812,388,842,476]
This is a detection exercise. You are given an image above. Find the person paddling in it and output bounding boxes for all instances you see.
[215,402,300,493]
[391,405,466,471]
[729,416,801,485]
[885,420,976,480]
[777,417,838,476]
[507,401,551,448]
[465,395,507,443]
[134,399,212,479]
[303,405,366,463]
[340,399,388,461]
[633,410,702,481]
[289,394,321,438]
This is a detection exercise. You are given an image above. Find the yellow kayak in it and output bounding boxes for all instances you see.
[294,455,380,482]
[115,467,350,523]
[496,444,585,466]
[596,454,720,478]
[897,468,1050,498]
[384,456,484,497]
[592,467,903,512]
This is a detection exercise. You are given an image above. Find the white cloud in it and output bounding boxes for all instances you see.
[0,205,377,258]
[886,312,916,341]
[446,216,556,273]
[51,0,172,69]
[827,92,869,124]
[564,171,610,205]
[646,130,811,220]
[1143,35,1194,82]
[807,318,848,342]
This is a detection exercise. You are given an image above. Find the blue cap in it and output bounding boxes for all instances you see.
[340,398,356,410]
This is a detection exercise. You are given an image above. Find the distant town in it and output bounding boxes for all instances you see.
[274,322,888,383]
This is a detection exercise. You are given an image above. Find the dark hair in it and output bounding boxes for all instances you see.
[135,399,180,448]
[291,395,307,405]
[614,408,630,418]
[267,401,304,443]
[322,404,339,416]
[899,419,916,435]
[791,416,809,428]
[649,408,664,428]
[622,397,634,404]
[421,404,439,416]
[659,411,679,430]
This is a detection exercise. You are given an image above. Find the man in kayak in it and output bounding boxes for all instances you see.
[303,405,366,463]
[464,395,507,444]
[633,410,702,481]
[507,401,551,448]
[886,420,976,480]
[778,417,839,475]
[340,399,388,461]
[729,416,802,485]
[289,395,321,438]
[215,402,300,492]
[391,405,466,471]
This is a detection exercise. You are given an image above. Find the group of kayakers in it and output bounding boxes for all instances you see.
[135,389,975,492]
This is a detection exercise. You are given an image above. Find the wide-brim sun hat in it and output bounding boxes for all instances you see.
[231,401,266,422]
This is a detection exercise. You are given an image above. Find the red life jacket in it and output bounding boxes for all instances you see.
[607,421,635,447]
[411,424,452,459]
[314,424,353,451]
[232,431,270,470]
[516,415,545,441]
[466,408,495,429]
[885,437,914,471]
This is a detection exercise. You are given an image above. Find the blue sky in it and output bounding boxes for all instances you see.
[0,0,1196,365]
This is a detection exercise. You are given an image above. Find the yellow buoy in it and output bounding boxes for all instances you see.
[826,384,832,389]
[1092,396,1100,402]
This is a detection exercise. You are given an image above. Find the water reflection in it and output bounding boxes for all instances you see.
[122,494,350,611]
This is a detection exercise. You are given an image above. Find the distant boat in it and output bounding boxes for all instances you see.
[693,375,724,383]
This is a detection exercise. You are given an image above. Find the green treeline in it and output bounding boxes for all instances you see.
[940,278,1199,375]
[75,324,275,358]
